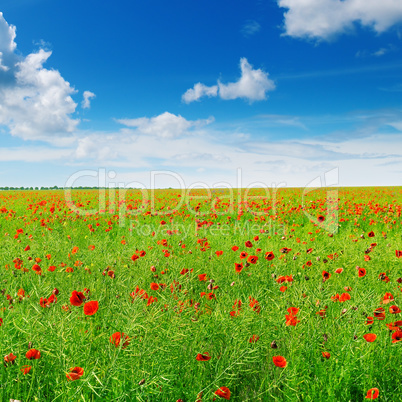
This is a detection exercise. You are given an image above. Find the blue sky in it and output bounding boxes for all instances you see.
[1,0,402,189]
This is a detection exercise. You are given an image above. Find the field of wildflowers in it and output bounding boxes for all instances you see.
[0,187,401,401]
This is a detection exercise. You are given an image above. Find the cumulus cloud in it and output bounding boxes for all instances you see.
[182,58,275,103]
[182,83,218,103]
[278,0,402,40]
[82,90,96,109]
[0,13,79,140]
[116,111,214,139]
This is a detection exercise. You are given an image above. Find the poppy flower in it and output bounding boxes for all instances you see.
[335,268,343,274]
[367,231,375,238]
[322,271,331,281]
[280,247,291,254]
[396,250,402,258]
[4,353,16,365]
[83,301,99,316]
[339,293,351,302]
[363,334,377,342]
[215,250,223,257]
[110,332,130,349]
[365,317,374,325]
[32,264,42,275]
[382,292,394,304]
[322,352,330,359]
[215,386,231,400]
[279,286,287,292]
[234,263,243,273]
[358,267,366,278]
[71,246,79,254]
[198,274,207,281]
[247,255,258,264]
[231,246,239,252]
[273,355,287,368]
[26,349,41,360]
[265,251,275,261]
[374,307,386,320]
[365,388,379,399]
[66,366,84,381]
[317,215,325,223]
[391,330,402,343]
[150,283,159,291]
[131,254,139,261]
[195,352,211,361]
[239,251,248,260]
[389,305,401,314]
[70,291,86,307]
[287,307,299,315]
[20,365,32,374]
[245,240,253,248]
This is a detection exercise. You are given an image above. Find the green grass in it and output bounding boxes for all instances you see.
[0,187,401,401]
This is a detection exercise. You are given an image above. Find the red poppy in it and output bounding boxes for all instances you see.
[317,215,325,223]
[234,263,243,273]
[358,267,366,278]
[287,307,299,315]
[339,293,351,302]
[150,283,159,291]
[195,352,211,361]
[265,251,275,261]
[139,250,146,257]
[26,349,41,360]
[322,271,331,281]
[389,305,401,314]
[273,355,287,368]
[20,365,32,374]
[367,231,375,238]
[365,388,379,399]
[215,250,223,257]
[215,386,231,400]
[365,317,374,325]
[32,264,42,275]
[4,353,16,365]
[335,268,343,274]
[396,250,402,258]
[239,251,248,260]
[70,291,86,307]
[322,352,330,359]
[83,301,99,316]
[285,313,300,326]
[72,246,79,254]
[245,240,253,248]
[131,254,139,261]
[280,247,291,254]
[382,292,394,304]
[66,366,84,381]
[110,332,130,349]
[363,333,377,342]
[279,286,287,292]
[147,296,157,306]
[391,330,402,343]
[374,307,386,320]
[198,274,207,281]
[247,255,258,264]
[231,245,239,252]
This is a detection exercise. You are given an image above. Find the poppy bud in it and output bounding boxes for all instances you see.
[271,340,278,349]
[52,288,59,295]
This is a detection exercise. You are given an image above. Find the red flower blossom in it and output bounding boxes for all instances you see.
[195,352,211,361]
[317,215,325,223]
[150,283,159,291]
[83,301,99,316]
[245,240,253,248]
[110,332,130,349]
[234,263,243,273]
[335,268,343,274]
[66,366,84,381]
[265,251,275,261]
[198,274,207,281]
[389,305,401,314]
[249,335,260,343]
[26,349,41,360]
[358,267,366,278]
[273,355,287,368]
[215,386,231,400]
[231,245,239,251]
[20,365,32,374]
[365,388,379,400]
[322,271,331,281]
[70,291,86,307]
[4,353,16,365]
[322,352,330,359]
[374,307,385,320]
[365,317,374,325]
[247,255,258,264]
[367,231,375,238]
[363,333,377,342]
[215,250,223,257]
[239,251,248,260]
[391,330,402,343]
[396,250,402,258]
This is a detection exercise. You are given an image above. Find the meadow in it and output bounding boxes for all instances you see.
[0,186,401,401]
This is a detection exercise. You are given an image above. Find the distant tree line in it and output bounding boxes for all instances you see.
[0,186,110,191]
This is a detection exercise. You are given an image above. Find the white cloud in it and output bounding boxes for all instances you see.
[182,83,218,103]
[182,58,275,103]
[116,111,214,139]
[82,90,96,109]
[278,0,402,40]
[0,13,79,141]
[241,20,261,37]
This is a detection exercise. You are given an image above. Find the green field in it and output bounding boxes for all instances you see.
[0,187,401,401]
